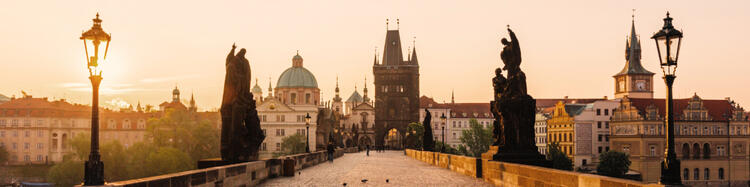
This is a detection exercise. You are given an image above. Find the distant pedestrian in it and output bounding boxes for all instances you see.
[327,142,335,163]
[366,145,370,156]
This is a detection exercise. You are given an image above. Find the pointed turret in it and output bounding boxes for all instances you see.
[615,14,652,76]
[381,29,404,65]
[451,90,454,104]
[363,76,370,103]
[267,77,274,99]
[410,44,419,65]
[189,93,197,112]
[136,101,142,112]
[333,76,342,102]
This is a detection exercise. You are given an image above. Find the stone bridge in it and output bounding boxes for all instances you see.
[99,149,665,187]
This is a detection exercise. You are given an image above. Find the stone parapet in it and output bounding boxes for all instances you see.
[88,148,345,187]
[406,149,665,187]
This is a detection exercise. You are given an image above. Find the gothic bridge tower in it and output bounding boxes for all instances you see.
[373,19,420,148]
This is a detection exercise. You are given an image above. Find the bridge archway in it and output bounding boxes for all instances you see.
[385,128,403,149]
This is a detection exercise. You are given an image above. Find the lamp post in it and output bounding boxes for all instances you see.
[81,13,111,186]
[440,113,447,153]
[305,113,312,153]
[652,12,683,185]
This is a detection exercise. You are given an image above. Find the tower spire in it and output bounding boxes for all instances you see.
[267,77,273,98]
[451,89,455,104]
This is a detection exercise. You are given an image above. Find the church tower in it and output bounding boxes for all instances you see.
[614,15,654,99]
[332,76,343,114]
[172,86,180,103]
[373,19,420,148]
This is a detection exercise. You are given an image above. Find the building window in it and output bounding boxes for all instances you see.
[598,135,602,142]
[606,146,609,151]
[290,93,297,104]
[682,143,690,159]
[693,168,699,180]
[703,143,710,159]
[24,143,29,150]
[24,155,30,162]
[37,131,43,137]
[12,143,17,150]
[262,143,267,151]
[11,119,18,127]
[23,120,31,127]
[650,145,656,156]
[605,135,609,142]
[596,109,601,116]
[37,143,43,149]
[605,122,609,128]
[598,146,602,153]
[0,131,4,137]
[597,121,601,128]
[623,145,630,153]
[276,143,281,151]
[717,146,725,156]
[704,168,709,180]
[25,131,30,137]
[683,168,689,180]
[36,155,42,161]
[582,159,587,166]
[719,168,725,180]
[276,129,281,136]
[0,119,5,127]
[604,109,609,115]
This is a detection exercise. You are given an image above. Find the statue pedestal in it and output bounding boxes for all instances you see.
[489,147,551,168]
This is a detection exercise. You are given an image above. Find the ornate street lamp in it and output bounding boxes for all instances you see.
[81,13,111,186]
[440,113,447,153]
[652,12,683,185]
[305,113,312,153]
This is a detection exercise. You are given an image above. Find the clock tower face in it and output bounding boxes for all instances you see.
[635,80,647,91]
[618,80,626,92]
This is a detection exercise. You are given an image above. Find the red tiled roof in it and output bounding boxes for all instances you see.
[419,96,448,108]
[626,98,733,121]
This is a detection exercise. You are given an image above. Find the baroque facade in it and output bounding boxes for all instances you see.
[419,96,492,149]
[255,52,321,158]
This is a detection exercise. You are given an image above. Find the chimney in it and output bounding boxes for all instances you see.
[604,96,608,100]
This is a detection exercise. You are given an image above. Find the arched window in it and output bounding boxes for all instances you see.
[719,168,725,180]
[693,168,699,180]
[682,143,690,159]
[703,143,710,159]
[683,168,689,180]
[693,143,701,159]
[704,168,709,180]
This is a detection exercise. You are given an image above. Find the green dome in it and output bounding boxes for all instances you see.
[251,84,263,93]
[277,67,318,88]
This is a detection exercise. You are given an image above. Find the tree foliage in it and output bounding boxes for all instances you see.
[434,141,460,155]
[459,119,493,157]
[146,109,220,163]
[406,122,424,149]
[596,151,631,178]
[278,133,307,156]
[47,109,219,186]
[47,159,84,187]
[547,142,573,171]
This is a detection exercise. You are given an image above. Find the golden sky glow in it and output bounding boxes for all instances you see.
[1,0,749,110]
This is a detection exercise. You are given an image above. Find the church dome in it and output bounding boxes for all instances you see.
[172,87,180,95]
[277,52,318,88]
[252,83,263,93]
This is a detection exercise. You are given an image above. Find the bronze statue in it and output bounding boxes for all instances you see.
[422,108,434,151]
[490,28,548,167]
[220,43,265,162]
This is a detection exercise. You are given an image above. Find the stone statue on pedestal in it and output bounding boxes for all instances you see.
[422,109,434,151]
[487,28,549,167]
[220,44,265,162]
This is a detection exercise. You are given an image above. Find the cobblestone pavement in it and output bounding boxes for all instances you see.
[260,151,493,187]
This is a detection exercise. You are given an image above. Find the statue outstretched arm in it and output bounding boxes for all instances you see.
[508,28,521,63]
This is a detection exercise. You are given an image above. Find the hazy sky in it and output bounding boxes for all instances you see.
[1,0,749,111]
